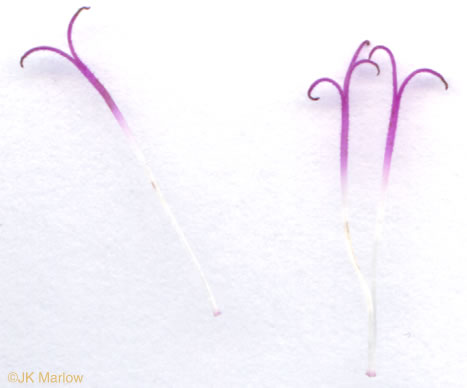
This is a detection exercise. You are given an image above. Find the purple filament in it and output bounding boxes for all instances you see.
[368,46,448,190]
[20,7,133,139]
[308,41,380,201]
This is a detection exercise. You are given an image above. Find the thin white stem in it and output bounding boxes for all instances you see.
[155,185,221,316]
[342,203,376,376]
[366,191,387,376]
[125,128,221,317]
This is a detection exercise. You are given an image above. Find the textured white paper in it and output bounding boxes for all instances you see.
[1,0,466,387]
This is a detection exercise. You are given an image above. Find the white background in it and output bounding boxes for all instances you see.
[1,0,466,387]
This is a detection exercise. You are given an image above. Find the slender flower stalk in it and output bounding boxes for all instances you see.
[308,41,379,375]
[365,46,448,376]
[21,6,221,317]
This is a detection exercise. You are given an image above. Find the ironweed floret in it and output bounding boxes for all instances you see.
[21,7,221,317]
[308,41,447,377]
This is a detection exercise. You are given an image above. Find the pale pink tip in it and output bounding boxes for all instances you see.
[366,370,376,377]
[213,310,222,317]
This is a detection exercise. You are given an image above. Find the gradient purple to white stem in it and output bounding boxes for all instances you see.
[365,45,448,376]
[308,41,379,377]
[20,6,221,317]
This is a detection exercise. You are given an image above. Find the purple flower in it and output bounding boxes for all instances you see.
[308,41,379,376]
[308,42,447,377]
[21,7,221,317]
